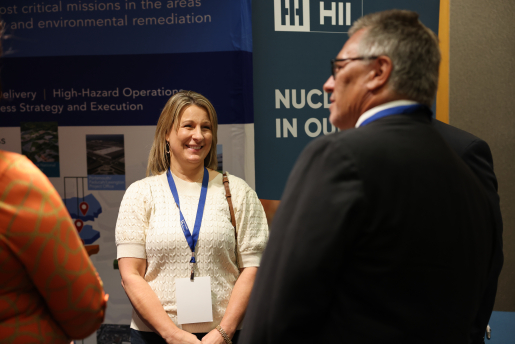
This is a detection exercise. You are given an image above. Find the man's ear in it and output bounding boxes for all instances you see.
[366,56,393,91]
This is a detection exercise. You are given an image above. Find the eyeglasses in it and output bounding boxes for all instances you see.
[330,56,379,79]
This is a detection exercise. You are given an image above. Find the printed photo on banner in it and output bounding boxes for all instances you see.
[62,175,102,251]
[20,121,60,177]
[86,134,126,190]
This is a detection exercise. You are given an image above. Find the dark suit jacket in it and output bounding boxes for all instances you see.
[432,120,503,344]
[240,108,495,344]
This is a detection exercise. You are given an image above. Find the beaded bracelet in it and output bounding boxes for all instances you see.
[216,325,232,344]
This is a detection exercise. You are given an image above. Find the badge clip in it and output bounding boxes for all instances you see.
[190,252,195,281]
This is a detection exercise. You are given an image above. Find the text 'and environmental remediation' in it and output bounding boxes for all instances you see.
[1,1,210,29]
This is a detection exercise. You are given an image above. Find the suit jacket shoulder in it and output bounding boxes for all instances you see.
[433,120,489,159]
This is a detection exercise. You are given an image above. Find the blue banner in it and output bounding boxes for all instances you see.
[0,51,253,126]
[0,0,252,57]
[253,0,440,200]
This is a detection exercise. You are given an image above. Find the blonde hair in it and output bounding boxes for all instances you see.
[146,90,219,176]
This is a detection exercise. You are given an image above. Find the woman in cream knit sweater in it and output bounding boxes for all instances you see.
[116,91,268,344]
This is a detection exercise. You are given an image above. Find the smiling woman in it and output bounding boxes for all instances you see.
[115,90,268,344]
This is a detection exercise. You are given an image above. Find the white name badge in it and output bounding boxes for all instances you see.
[175,276,213,324]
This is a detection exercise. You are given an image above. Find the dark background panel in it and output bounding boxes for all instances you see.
[450,0,515,313]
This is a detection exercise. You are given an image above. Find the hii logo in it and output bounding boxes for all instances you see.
[274,0,362,33]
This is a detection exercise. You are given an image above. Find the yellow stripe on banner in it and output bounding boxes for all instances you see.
[436,0,450,124]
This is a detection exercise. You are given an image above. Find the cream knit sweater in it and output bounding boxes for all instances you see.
[115,171,268,334]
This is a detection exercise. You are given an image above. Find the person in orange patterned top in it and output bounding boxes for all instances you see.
[0,150,108,343]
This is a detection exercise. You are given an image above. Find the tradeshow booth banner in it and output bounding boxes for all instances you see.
[0,0,253,328]
[253,0,440,200]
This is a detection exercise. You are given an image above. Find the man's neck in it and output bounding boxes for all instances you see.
[355,99,420,128]
[360,92,410,115]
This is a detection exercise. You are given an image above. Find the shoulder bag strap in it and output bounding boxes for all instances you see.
[222,173,237,240]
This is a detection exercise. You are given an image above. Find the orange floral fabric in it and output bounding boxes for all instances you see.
[0,151,107,343]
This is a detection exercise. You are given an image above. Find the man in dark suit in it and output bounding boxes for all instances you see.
[240,10,496,344]
[432,120,503,344]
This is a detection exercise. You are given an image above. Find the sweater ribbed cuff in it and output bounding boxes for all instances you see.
[239,252,262,268]
[117,243,146,259]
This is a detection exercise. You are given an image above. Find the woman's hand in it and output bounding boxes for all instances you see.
[163,328,202,344]
[201,329,226,344]
[120,258,198,343]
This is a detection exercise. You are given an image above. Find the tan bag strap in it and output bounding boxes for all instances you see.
[222,173,237,240]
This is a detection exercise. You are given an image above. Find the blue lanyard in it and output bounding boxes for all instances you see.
[360,104,429,126]
[166,167,209,268]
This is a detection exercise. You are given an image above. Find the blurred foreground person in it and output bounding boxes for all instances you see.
[0,150,108,343]
[240,10,495,344]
